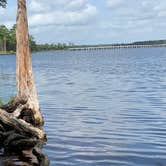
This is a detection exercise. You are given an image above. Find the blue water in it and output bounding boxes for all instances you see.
[0,48,166,166]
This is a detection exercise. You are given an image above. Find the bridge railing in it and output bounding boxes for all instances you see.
[68,44,166,51]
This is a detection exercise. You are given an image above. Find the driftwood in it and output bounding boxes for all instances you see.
[0,108,45,140]
[0,103,49,166]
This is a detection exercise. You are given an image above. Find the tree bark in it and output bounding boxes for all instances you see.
[3,36,6,53]
[0,39,2,51]
[16,0,43,127]
[0,1,48,164]
[0,108,45,140]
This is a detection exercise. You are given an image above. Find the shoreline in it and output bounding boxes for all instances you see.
[0,51,15,55]
[0,44,166,55]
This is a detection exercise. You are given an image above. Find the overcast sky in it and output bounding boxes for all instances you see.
[0,0,166,44]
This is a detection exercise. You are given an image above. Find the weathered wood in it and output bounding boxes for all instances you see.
[4,133,27,147]
[0,98,26,113]
[8,138,39,150]
[16,0,43,127]
[0,108,45,139]
[22,149,39,165]
[33,146,50,166]
[0,123,5,131]
[0,0,47,165]
[0,107,48,164]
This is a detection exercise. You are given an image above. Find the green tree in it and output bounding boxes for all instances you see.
[0,0,7,8]
[7,24,16,51]
[29,35,37,51]
[0,24,38,52]
[0,25,9,52]
[0,0,7,52]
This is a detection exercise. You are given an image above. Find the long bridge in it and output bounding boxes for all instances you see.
[68,44,166,51]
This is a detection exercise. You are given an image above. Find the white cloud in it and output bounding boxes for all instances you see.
[28,0,97,27]
[30,0,49,13]
[106,0,124,9]
[64,0,89,11]
[106,0,166,21]
[0,0,166,44]
[103,0,166,43]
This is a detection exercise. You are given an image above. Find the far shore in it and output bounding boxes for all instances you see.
[0,42,166,55]
[0,51,15,55]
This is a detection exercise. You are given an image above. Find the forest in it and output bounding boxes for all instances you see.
[1,24,166,53]
[0,24,69,53]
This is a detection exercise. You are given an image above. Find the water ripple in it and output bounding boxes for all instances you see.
[1,48,166,165]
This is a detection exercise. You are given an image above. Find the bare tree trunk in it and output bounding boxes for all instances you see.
[0,1,48,164]
[16,0,43,127]
[0,39,2,51]
[3,36,6,53]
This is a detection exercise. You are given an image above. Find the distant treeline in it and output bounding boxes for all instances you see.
[0,25,16,52]
[1,24,166,53]
[71,40,166,48]
[132,40,166,45]
[35,43,70,51]
[0,24,72,53]
[0,24,39,52]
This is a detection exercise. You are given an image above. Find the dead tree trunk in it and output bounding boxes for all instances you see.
[0,0,48,165]
[0,39,2,51]
[3,36,6,53]
[16,0,43,127]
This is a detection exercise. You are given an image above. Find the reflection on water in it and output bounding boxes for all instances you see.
[1,48,166,165]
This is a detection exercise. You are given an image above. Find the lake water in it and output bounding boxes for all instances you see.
[0,48,166,166]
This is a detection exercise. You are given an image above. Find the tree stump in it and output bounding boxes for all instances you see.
[0,102,49,166]
[0,0,49,165]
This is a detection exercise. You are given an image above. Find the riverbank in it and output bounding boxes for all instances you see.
[1,43,166,55]
[0,51,15,55]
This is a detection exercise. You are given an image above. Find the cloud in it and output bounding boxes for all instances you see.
[105,0,166,23]
[106,0,124,9]
[0,0,166,44]
[28,0,97,27]
[102,0,166,42]
[0,6,16,28]
[30,0,48,13]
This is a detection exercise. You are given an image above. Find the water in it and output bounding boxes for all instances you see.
[0,48,166,166]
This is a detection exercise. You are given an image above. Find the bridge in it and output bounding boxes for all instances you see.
[68,44,166,51]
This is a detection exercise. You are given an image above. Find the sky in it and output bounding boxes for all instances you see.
[0,0,166,44]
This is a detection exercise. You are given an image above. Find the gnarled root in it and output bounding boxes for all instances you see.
[0,101,48,166]
[1,98,44,127]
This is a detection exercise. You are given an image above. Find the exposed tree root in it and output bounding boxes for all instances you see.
[0,102,49,166]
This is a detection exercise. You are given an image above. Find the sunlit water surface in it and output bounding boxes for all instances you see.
[0,48,166,166]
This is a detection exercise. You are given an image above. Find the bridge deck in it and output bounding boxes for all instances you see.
[68,44,166,51]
